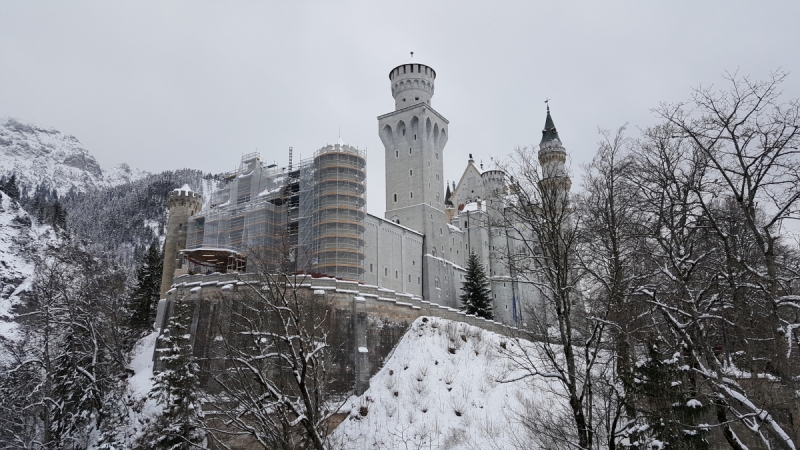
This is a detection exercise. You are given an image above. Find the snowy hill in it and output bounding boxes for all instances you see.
[0,117,148,195]
[0,192,59,343]
[331,317,568,449]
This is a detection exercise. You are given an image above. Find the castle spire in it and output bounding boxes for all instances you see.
[540,101,561,146]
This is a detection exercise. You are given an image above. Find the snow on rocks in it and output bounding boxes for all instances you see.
[331,316,568,449]
[0,117,149,196]
[0,193,58,343]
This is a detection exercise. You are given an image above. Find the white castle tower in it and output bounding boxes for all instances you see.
[378,54,456,305]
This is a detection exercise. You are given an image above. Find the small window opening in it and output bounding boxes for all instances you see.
[385,268,388,276]
[393,194,397,202]
[370,263,373,272]
[409,169,413,176]
[402,129,405,136]
[395,271,398,279]
[410,192,413,198]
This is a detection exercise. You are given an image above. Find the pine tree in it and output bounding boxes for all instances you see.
[2,174,20,200]
[128,241,163,336]
[460,252,493,319]
[142,299,204,449]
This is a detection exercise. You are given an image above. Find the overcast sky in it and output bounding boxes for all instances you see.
[2,1,799,216]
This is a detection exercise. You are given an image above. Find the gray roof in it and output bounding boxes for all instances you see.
[539,106,562,146]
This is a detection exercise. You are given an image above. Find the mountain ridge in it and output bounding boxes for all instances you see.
[0,117,149,195]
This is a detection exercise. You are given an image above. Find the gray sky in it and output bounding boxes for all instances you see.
[2,1,799,216]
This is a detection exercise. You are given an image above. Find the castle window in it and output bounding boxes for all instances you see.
[403,98,406,102]
[409,169,413,176]
[410,192,413,199]
[370,263,373,272]
[385,268,388,276]
[403,66,406,74]
[396,150,399,158]
[393,194,397,202]
[395,271,398,279]
[418,277,421,284]
[436,193,440,201]
[440,227,442,235]
[413,260,415,266]
[409,148,412,154]
[436,174,440,181]
[408,274,411,282]
[414,134,417,140]
[410,65,413,73]
[415,97,419,101]
[435,278,440,288]
[435,152,439,160]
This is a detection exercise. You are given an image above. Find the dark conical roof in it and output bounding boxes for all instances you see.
[445,184,453,206]
[540,105,562,146]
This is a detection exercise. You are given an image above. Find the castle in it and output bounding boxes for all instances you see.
[158,56,570,326]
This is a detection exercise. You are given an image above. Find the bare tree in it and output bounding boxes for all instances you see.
[499,144,609,449]
[628,70,800,447]
[204,241,339,450]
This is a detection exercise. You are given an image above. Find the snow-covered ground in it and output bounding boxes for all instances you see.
[331,317,568,449]
[88,331,162,449]
[0,193,58,344]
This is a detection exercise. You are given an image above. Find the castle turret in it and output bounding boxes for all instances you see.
[160,185,202,297]
[388,52,436,111]
[538,105,571,194]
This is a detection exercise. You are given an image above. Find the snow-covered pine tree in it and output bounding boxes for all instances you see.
[623,341,710,449]
[0,173,20,200]
[142,299,204,449]
[128,240,163,338]
[460,252,493,320]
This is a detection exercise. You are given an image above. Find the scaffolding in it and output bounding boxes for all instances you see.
[308,143,367,281]
[185,146,367,280]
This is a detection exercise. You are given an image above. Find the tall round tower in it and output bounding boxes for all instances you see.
[388,53,437,111]
[537,105,572,194]
[160,185,202,297]
[312,142,367,281]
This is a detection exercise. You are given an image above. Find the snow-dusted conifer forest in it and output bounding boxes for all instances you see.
[1,72,800,449]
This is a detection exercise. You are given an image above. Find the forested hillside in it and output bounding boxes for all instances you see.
[61,169,207,270]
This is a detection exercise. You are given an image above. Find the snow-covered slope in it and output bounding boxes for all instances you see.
[0,117,149,195]
[0,192,58,342]
[331,317,568,449]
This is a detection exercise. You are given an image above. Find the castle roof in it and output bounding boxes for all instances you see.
[540,105,562,146]
[174,184,193,194]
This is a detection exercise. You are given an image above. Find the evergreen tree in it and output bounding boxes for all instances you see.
[52,199,67,229]
[622,341,710,449]
[1,174,20,200]
[128,241,163,336]
[460,252,493,319]
[141,299,204,449]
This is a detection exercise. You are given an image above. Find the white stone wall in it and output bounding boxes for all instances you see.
[363,213,423,297]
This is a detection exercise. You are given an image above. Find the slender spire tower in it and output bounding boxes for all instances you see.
[538,103,571,194]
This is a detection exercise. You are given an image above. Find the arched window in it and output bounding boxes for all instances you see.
[385,268,388,276]
[370,263,373,272]
[409,169,413,176]
[410,192,413,199]
[435,278,440,288]
[393,194,397,202]
[395,271,398,279]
